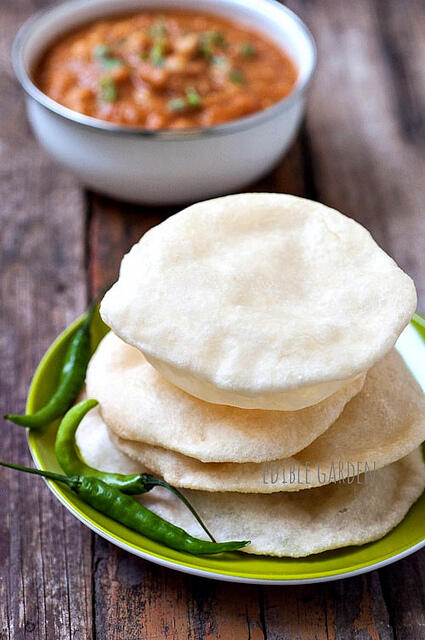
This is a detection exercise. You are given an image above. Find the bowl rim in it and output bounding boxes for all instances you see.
[12,0,317,140]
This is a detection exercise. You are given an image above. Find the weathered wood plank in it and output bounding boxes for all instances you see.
[0,2,92,639]
[261,582,330,640]
[328,573,393,640]
[379,553,425,640]
[374,0,425,144]
[93,537,266,640]
[262,573,394,640]
[87,193,166,298]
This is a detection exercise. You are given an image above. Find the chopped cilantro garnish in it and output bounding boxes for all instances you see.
[240,42,256,58]
[149,17,168,39]
[186,86,201,107]
[93,44,110,59]
[209,31,227,48]
[168,97,186,112]
[99,77,118,102]
[199,30,227,60]
[168,87,202,112]
[229,69,246,85]
[212,55,228,67]
[100,57,123,70]
[93,44,123,70]
[150,41,165,67]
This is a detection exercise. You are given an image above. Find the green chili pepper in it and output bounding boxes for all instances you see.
[55,398,216,541]
[229,69,246,85]
[0,461,250,555]
[5,302,96,429]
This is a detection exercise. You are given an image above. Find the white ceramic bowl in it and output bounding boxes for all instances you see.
[13,0,316,205]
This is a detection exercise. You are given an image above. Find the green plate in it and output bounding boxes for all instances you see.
[26,310,425,584]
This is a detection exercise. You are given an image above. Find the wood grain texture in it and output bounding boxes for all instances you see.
[379,553,425,640]
[1,0,425,638]
[93,537,265,640]
[261,573,394,640]
[0,1,92,639]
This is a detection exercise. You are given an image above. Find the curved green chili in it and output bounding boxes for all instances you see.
[5,302,96,429]
[0,461,250,555]
[54,399,141,491]
[54,398,216,541]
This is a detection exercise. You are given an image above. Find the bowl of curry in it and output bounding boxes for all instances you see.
[13,0,316,204]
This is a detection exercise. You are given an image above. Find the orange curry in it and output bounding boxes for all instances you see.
[34,11,298,129]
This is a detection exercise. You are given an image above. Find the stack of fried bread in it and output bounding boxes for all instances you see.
[76,194,425,557]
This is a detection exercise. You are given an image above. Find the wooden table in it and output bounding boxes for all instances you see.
[1,0,425,637]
